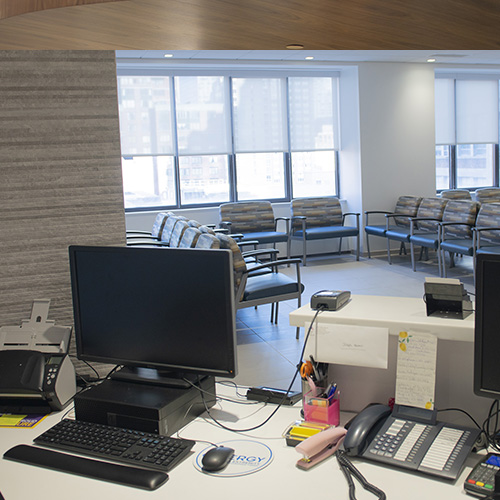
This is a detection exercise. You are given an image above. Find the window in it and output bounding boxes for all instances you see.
[117,69,340,211]
[435,76,499,191]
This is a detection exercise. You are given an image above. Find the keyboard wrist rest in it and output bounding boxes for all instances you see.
[3,444,169,490]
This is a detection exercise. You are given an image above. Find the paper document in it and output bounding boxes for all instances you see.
[395,331,437,410]
[304,322,389,369]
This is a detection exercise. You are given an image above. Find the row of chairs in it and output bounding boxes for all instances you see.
[365,195,500,279]
[219,197,360,266]
[127,212,305,338]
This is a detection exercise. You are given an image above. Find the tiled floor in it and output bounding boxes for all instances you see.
[229,248,475,392]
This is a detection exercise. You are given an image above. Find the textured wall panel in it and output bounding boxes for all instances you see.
[0,51,125,374]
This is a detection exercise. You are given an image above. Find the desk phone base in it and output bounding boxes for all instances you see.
[361,416,479,481]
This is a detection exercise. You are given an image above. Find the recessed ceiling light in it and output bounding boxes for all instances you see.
[427,58,436,63]
[286,44,304,50]
[163,53,174,58]
[305,56,314,60]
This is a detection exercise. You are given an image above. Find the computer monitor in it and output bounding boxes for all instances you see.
[474,253,500,399]
[69,245,237,388]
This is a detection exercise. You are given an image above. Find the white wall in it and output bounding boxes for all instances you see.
[126,61,438,257]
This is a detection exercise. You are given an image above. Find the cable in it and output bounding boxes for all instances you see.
[192,306,326,433]
[336,450,387,500]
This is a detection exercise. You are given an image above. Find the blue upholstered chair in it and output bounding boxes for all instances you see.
[290,197,359,266]
[474,203,500,255]
[400,197,449,271]
[364,195,422,261]
[216,233,304,339]
[219,201,290,257]
[438,200,480,277]
[385,197,448,266]
[408,200,479,276]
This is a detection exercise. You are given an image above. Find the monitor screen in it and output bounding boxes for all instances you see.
[69,245,237,383]
[474,253,500,399]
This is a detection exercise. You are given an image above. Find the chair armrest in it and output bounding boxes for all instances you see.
[242,258,302,274]
[408,217,441,235]
[275,216,290,234]
[473,226,500,247]
[473,226,500,233]
[126,230,152,235]
[243,248,279,259]
[342,212,360,228]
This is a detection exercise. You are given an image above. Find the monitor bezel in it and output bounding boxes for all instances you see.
[474,252,500,399]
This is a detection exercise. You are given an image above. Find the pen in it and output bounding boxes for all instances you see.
[327,384,337,398]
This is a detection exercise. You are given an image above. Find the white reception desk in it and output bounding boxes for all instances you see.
[289,294,489,425]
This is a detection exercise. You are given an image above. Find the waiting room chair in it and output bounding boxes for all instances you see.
[126,212,173,244]
[216,233,304,339]
[364,195,422,260]
[385,198,448,266]
[474,187,500,204]
[408,200,479,276]
[290,197,360,266]
[219,201,290,257]
[475,204,500,257]
[195,233,221,249]
[438,200,480,277]
[439,189,472,200]
[178,227,202,248]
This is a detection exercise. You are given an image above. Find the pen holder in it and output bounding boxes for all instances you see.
[303,389,340,426]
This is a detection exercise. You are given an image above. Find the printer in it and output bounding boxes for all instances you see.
[0,299,76,414]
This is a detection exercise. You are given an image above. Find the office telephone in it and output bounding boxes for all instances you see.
[343,403,480,481]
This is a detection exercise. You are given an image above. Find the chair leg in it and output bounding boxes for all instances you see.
[410,242,417,271]
[387,238,392,264]
[303,234,307,266]
[355,233,360,261]
[274,302,279,324]
[338,237,343,255]
[295,326,300,339]
[366,233,371,258]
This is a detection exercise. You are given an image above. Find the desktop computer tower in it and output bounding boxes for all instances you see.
[74,376,215,436]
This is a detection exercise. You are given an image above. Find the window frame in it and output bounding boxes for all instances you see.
[116,67,341,212]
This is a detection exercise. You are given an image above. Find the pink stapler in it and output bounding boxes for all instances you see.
[295,426,347,470]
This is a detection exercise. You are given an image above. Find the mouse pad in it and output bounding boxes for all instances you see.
[194,440,273,477]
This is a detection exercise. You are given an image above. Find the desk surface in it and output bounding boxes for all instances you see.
[0,383,481,500]
[290,294,474,342]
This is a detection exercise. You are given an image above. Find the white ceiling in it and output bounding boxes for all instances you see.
[116,50,500,66]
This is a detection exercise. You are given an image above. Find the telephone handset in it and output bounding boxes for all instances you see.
[343,404,391,456]
[342,403,480,481]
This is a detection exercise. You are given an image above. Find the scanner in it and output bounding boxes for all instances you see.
[0,300,76,413]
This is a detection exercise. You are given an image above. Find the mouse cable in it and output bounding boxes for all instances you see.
[194,306,325,434]
[336,450,387,500]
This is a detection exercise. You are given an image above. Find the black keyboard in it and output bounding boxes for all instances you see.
[34,419,196,472]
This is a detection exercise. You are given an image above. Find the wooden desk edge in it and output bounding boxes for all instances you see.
[0,0,124,20]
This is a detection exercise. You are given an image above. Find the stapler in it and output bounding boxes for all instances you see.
[295,426,347,470]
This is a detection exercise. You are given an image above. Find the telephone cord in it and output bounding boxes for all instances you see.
[336,450,387,500]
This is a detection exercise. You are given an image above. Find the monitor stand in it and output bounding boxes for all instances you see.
[110,366,198,389]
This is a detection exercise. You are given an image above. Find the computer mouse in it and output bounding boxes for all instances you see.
[201,446,235,472]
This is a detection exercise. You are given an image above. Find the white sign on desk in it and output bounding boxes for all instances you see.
[305,322,389,369]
